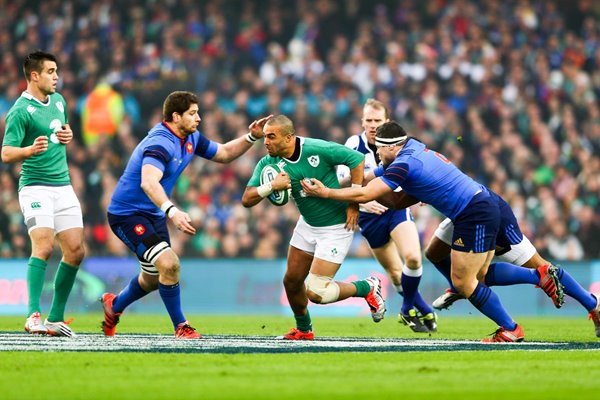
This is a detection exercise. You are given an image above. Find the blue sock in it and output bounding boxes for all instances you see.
[484,262,538,286]
[401,269,422,315]
[112,276,149,314]
[431,257,458,292]
[556,267,597,311]
[159,282,186,329]
[468,282,517,330]
[413,292,434,316]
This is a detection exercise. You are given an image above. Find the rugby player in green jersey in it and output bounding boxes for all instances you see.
[2,51,84,337]
[242,115,386,340]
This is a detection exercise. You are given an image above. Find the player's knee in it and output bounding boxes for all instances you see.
[403,252,421,270]
[64,244,85,266]
[32,242,54,261]
[283,273,305,291]
[306,273,340,304]
[147,243,179,277]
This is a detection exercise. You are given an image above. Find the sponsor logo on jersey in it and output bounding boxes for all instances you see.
[186,142,193,154]
[56,101,64,113]
[307,155,320,167]
[453,238,464,247]
[134,224,146,235]
[30,202,41,209]
[26,105,36,114]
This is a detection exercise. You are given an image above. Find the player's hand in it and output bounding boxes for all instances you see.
[171,211,196,235]
[30,136,48,156]
[344,203,359,231]
[248,114,274,139]
[360,200,387,214]
[272,172,291,191]
[300,178,329,198]
[55,126,73,144]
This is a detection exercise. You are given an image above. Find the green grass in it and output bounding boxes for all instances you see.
[1,314,599,400]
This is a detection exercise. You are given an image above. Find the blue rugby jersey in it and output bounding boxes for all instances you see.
[374,138,483,220]
[108,122,218,217]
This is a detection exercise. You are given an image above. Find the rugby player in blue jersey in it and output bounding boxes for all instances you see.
[302,121,538,342]
[338,99,436,333]
[100,91,272,338]
[426,203,600,338]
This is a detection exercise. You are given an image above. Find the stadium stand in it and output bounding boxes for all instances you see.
[1,0,599,260]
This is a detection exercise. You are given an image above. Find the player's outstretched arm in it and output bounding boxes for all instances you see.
[211,115,273,163]
[301,176,392,203]
[242,172,291,208]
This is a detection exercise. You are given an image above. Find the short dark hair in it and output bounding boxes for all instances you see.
[163,91,199,121]
[376,121,408,140]
[265,114,295,136]
[23,50,57,81]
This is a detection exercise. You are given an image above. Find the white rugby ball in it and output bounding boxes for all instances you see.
[260,163,290,206]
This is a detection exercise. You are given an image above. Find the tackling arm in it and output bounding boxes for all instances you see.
[301,176,393,203]
[211,115,273,163]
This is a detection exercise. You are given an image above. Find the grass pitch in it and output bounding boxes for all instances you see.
[1,314,599,399]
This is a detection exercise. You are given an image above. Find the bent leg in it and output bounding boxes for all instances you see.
[453,250,517,330]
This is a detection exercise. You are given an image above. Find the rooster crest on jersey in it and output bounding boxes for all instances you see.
[260,163,291,206]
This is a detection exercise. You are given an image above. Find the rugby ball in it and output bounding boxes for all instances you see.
[259,163,290,206]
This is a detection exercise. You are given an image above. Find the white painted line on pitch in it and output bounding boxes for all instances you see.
[1,333,599,353]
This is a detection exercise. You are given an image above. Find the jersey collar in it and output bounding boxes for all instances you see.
[21,91,51,106]
[162,121,187,146]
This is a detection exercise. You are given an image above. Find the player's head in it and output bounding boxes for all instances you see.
[263,114,296,157]
[163,91,201,135]
[362,99,389,144]
[23,50,58,95]
[375,121,408,166]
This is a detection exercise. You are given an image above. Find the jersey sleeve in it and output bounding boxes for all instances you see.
[380,160,411,191]
[323,140,364,169]
[336,136,358,180]
[2,108,28,147]
[194,133,218,159]
[247,157,271,187]
[142,137,174,172]
[373,165,384,177]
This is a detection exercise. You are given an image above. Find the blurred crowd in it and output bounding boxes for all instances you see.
[1,0,600,261]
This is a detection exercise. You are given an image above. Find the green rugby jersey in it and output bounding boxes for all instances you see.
[249,137,364,227]
[3,91,71,190]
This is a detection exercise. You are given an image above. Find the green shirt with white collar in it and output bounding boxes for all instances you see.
[3,91,71,190]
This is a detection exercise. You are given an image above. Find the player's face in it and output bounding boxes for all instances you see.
[263,125,291,156]
[361,106,388,145]
[177,104,201,135]
[33,61,58,95]
[376,144,398,167]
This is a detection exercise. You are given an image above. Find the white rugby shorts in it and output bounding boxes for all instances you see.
[19,185,83,234]
[290,216,353,264]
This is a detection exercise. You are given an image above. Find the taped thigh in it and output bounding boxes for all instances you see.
[306,273,340,304]
[139,240,171,276]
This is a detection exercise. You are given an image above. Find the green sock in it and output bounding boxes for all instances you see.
[27,257,47,316]
[47,262,79,322]
[352,280,371,297]
[294,312,312,332]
